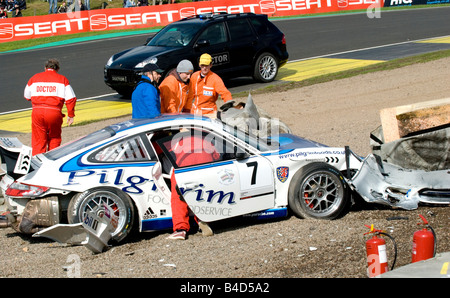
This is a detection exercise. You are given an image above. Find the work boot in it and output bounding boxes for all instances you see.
[198,221,213,237]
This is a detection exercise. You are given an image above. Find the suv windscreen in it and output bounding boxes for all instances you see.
[148,22,204,47]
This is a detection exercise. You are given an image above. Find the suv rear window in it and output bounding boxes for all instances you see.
[249,17,270,35]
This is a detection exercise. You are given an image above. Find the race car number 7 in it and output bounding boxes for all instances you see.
[246,161,258,185]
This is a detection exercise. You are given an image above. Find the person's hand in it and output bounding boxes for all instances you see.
[67,117,74,126]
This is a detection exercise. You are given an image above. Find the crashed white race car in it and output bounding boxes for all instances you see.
[0,99,448,252]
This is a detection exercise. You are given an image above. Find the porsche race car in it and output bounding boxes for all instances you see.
[1,103,448,252]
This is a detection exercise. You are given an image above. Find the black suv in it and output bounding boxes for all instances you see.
[104,13,288,96]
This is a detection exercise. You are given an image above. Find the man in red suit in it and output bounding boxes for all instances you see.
[24,58,77,155]
[165,132,219,240]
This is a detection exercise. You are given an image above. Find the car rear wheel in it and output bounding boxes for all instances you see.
[288,163,350,220]
[253,52,278,82]
[67,187,135,243]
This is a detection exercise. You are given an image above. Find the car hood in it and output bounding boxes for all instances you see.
[277,133,326,151]
[110,45,178,69]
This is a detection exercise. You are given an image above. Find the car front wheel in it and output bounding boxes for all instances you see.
[288,163,350,220]
[253,52,279,82]
[67,187,135,243]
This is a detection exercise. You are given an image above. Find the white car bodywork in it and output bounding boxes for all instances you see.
[0,114,448,252]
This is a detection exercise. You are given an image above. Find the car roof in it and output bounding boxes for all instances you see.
[112,113,216,134]
[175,12,262,25]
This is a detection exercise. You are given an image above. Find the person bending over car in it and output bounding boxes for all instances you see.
[165,131,219,240]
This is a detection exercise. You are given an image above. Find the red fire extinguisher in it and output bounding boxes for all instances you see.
[412,214,436,263]
[364,224,397,278]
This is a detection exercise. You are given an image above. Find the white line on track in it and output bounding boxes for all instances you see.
[0,92,118,116]
[287,35,450,62]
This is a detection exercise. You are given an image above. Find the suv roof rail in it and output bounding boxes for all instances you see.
[180,12,256,21]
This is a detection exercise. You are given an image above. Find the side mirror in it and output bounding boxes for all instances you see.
[194,39,210,48]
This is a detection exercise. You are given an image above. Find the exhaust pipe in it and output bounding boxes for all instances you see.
[0,215,11,228]
[10,197,61,234]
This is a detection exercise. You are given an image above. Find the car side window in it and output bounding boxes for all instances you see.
[156,128,239,169]
[198,22,227,45]
[227,18,254,41]
[250,18,269,36]
[90,135,153,163]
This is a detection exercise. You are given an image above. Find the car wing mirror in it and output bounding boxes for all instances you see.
[195,39,210,48]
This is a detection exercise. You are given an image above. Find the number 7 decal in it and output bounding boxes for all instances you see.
[246,161,258,185]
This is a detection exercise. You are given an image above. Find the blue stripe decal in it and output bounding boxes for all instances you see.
[140,208,288,231]
[59,138,155,172]
[141,217,173,231]
[174,160,233,174]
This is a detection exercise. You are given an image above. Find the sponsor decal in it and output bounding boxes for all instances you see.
[180,184,236,204]
[143,207,157,219]
[218,168,235,185]
[64,168,151,194]
[276,166,289,183]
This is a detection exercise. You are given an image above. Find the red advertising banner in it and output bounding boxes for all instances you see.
[0,0,382,43]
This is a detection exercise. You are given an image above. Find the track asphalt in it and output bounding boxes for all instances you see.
[1,35,450,135]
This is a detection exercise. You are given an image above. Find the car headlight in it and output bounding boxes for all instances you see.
[135,57,158,68]
[106,55,114,67]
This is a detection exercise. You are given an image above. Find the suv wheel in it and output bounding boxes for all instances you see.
[253,52,278,82]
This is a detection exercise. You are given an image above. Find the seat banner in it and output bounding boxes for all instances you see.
[0,0,382,43]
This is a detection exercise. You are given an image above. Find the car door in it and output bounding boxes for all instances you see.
[156,127,275,222]
[194,21,231,73]
[224,17,257,74]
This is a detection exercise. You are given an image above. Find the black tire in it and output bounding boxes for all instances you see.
[253,52,279,83]
[288,163,350,220]
[67,187,135,243]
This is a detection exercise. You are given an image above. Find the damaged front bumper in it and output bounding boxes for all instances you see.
[349,154,450,210]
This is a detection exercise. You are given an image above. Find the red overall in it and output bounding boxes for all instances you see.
[24,69,76,155]
[169,134,220,232]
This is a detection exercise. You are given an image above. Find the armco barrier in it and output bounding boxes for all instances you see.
[0,0,382,43]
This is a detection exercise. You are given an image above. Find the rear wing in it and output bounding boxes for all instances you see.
[0,137,32,178]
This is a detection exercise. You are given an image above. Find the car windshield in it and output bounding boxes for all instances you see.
[44,126,117,160]
[147,22,203,47]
